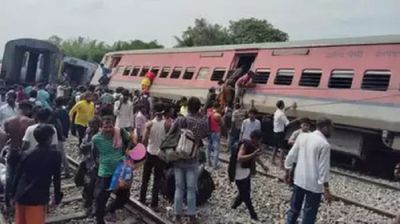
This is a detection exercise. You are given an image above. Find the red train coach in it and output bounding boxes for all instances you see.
[93,35,400,162]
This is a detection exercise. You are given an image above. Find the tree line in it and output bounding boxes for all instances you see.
[49,18,288,63]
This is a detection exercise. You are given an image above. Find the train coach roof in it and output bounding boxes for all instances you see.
[106,35,400,56]
[5,38,60,53]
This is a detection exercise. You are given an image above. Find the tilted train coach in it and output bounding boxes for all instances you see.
[96,35,400,167]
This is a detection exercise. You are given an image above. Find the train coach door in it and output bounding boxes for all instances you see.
[228,51,258,79]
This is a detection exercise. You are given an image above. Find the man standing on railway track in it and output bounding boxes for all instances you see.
[284,118,333,224]
[139,103,168,209]
[228,103,247,154]
[207,102,224,169]
[3,102,34,210]
[69,92,95,145]
[92,116,130,224]
[114,89,134,132]
[11,124,63,224]
[272,100,296,168]
[240,108,260,141]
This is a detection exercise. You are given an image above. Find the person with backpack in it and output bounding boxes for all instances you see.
[228,130,268,221]
[139,103,169,209]
[11,124,63,224]
[169,97,208,224]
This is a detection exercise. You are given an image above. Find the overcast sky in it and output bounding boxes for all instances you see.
[1,0,400,58]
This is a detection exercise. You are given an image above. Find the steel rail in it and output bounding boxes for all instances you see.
[67,156,171,224]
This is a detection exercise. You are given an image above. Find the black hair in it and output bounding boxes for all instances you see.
[249,108,258,114]
[55,97,65,107]
[234,103,241,110]
[37,83,44,89]
[213,101,220,109]
[18,101,33,112]
[36,108,52,122]
[153,103,164,113]
[89,116,102,127]
[78,86,86,92]
[101,115,114,125]
[30,90,37,98]
[187,97,201,114]
[121,89,130,96]
[316,117,332,130]
[33,124,55,145]
[276,100,285,109]
[116,87,124,93]
[88,85,96,92]
[181,97,188,102]
[250,129,263,140]
[299,117,311,125]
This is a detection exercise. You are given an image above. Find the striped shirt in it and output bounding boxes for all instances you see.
[92,133,123,177]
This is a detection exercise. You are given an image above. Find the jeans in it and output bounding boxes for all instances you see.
[207,132,220,169]
[57,141,70,175]
[174,164,198,216]
[286,185,322,224]
[139,154,165,207]
[94,176,130,224]
[232,176,257,220]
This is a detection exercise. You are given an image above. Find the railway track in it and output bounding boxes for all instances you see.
[65,156,170,224]
[218,154,398,219]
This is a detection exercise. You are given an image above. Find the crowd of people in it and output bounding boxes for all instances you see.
[0,72,358,224]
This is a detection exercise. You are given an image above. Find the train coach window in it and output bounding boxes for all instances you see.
[361,70,391,91]
[197,67,209,80]
[116,66,124,74]
[130,66,141,76]
[183,67,196,80]
[160,67,170,78]
[123,66,132,76]
[139,66,150,77]
[170,67,182,79]
[211,68,226,81]
[274,69,294,85]
[328,70,354,89]
[254,68,270,84]
[299,69,322,87]
[151,67,160,76]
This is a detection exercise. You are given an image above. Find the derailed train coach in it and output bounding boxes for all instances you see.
[96,35,400,170]
[1,38,98,87]
[0,38,63,85]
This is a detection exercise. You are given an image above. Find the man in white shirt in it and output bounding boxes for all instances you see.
[114,89,134,131]
[0,91,17,127]
[240,108,261,141]
[284,118,333,224]
[139,103,169,208]
[272,100,296,168]
[22,108,58,152]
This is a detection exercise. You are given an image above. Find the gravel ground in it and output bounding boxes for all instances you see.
[255,150,400,216]
[64,137,396,224]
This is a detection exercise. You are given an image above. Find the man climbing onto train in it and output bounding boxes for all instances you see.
[284,118,333,224]
[234,70,256,106]
[271,100,296,168]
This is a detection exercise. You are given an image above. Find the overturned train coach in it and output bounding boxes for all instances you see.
[95,35,400,165]
[1,38,97,87]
